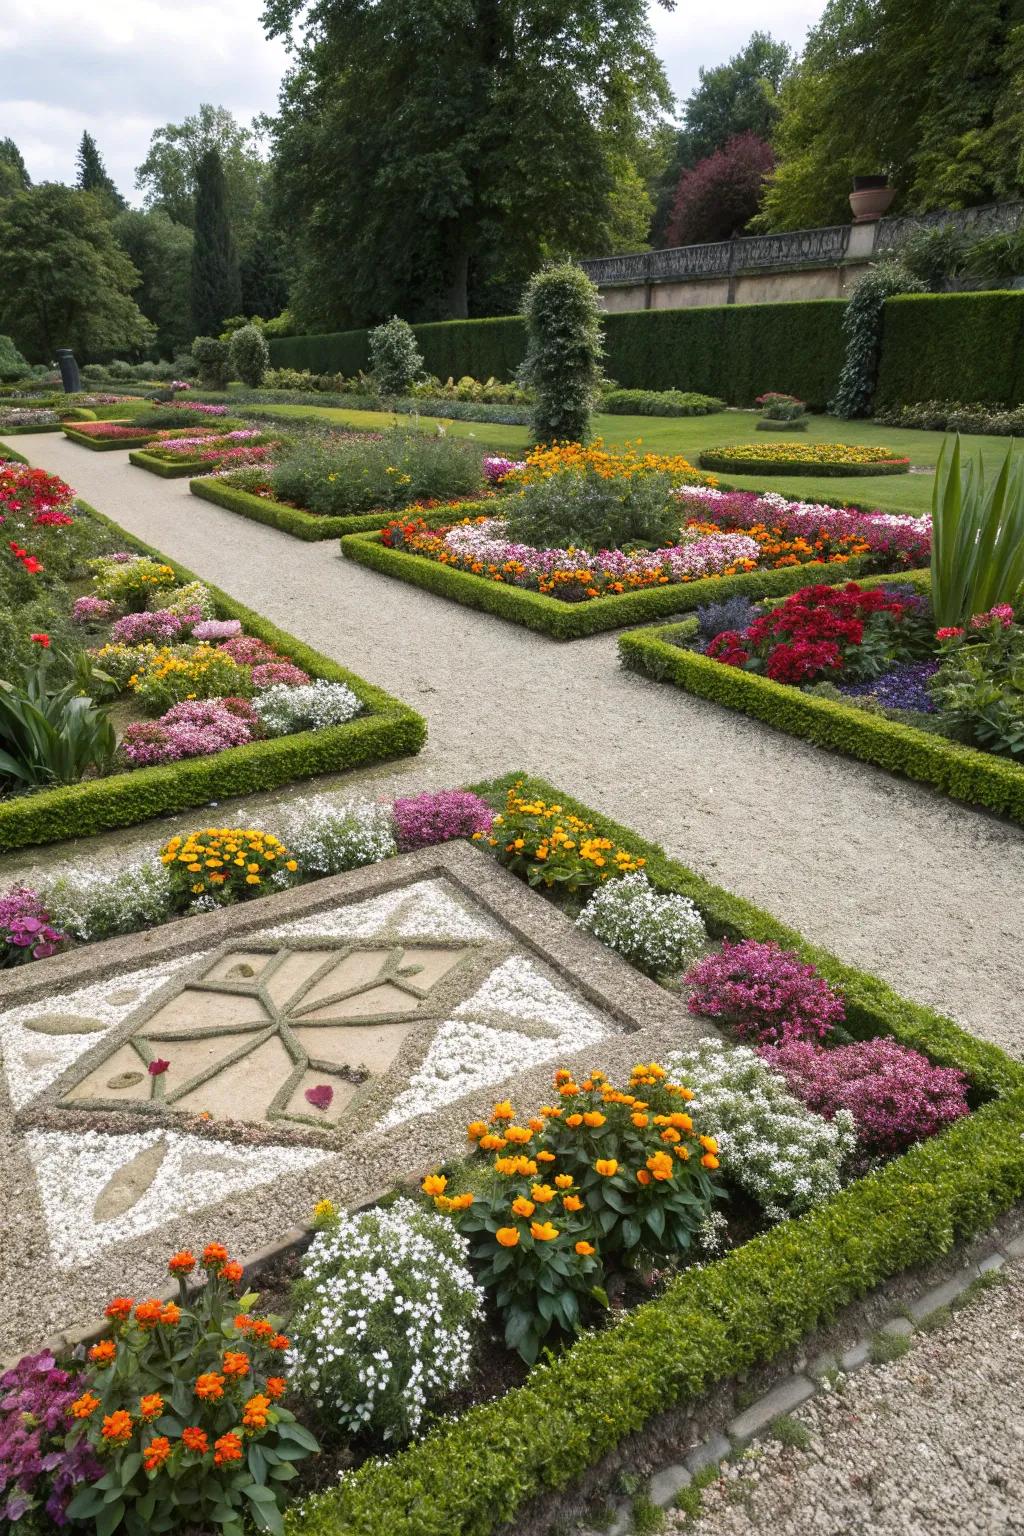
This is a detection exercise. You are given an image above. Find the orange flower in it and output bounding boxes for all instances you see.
[699,1135,719,1154]
[219,1260,244,1284]
[554,1173,573,1189]
[504,1125,532,1145]
[553,1069,574,1085]
[672,1114,695,1132]
[530,1221,558,1241]
[535,1150,556,1164]
[539,1105,562,1119]
[182,1426,209,1454]
[496,1227,520,1248]
[701,1153,720,1169]
[660,1128,681,1144]
[467,1120,488,1140]
[143,1435,172,1472]
[646,1151,675,1181]
[195,1372,225,1401]
[594,1159,619,1177]
[168,1250,196,1275]
[139,1393,164,1422]
[214,1432,243,1466]
[675,1145,691,1162]
[528,1117,545,1133]
[421,1174,447,1197]
[160,1303,181,1327]
[479,1133,507,1151]
[631,1112,649,1128]
[265,1377,286,1401]
[101,1410,133,1444]
[70,1391,100,1420]
[530,1183,555,1204]
[134,1299,166,1329]
[582,1111,606,1128]
[104,1297,133,1323]
[566,1114,583,1128]
[511,1196,535,1218]
[222,1351,250,1378]
[558,1081,580,1097]
[242,1393,271,1430]
[88,1338,116,1366]
[575,1241,596,1257]
[636,1169,652,1186]
[562,1194,584,1213]
[202,1242,228,1267]
[268,1334,290,1352]
[490,1100,515,1121]
[447,1192,474,1211]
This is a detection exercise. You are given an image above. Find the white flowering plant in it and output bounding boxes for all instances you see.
[666,1038,856,1219]
[253,680,362,738]
[45,861,174,942]
[276,796,397,877]
[287,1199,483,1442]
[576,872,707,978]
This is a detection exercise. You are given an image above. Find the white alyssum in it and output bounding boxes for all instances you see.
[45,860,175,942]
[276,795,397,877]
[666,1037,856,1220]
[288,1199,483,1441]
[253,679,362,737]
[576,872,707,977]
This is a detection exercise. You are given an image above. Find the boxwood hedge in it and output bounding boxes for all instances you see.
[0,499,426,852]
[62,425,159,451]
[698,450,910,477]
[618,618,1024,825]
[129,449,207,479]
[192,480,495,542]
[876,291,1024,409]
[286,771,1024,1536]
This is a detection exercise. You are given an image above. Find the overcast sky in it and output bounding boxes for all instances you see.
[1,0,823,202]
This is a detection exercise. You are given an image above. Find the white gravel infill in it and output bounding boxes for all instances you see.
[679,1260,1024,1535]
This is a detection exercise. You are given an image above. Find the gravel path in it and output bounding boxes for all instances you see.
[9,435,1024,1058]
[677,1258,1024,1535]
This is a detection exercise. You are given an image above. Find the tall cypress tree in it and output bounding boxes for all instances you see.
[76,131,125,211]
[190,146,242,335]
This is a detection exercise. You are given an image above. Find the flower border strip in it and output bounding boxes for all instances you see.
[128,450,212,481]
[339,527,928,640]
[287,771,1024,1536]
[699,451,910,478]
[618,617,1024,826]
[61,425,161,452]
[189,479,486,543]
[0,496,426,853]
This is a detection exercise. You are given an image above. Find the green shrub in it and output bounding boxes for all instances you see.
[601,388,724,417]
[520,262,605,445]
[0,333,29,383]
[228,322,269,387]
[191,335,230,390]
[831,262,925,419]
[876,291,1024,410]
[875,399,1024,435]
[270,428,483,517]
[503,464,679,551]
[369,316,424,397]
[0,645,116,788]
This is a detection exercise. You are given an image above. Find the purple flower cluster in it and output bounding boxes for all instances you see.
[393,789,495,851]
[677,486,932,567]
[192,618,243,642]
[761,1036,970,1155]
[110,607,192,645]
[685,939,845,1045]
[838,660,938,713]
[251,660,311,689]
[219,635,278,665]
[71,595,116,626]
[0,1351,102,1526]
[119,698,257,767]
[482,456,526,484]
[176,401,229,417]
[442,519,760,585]
[0,887,64,964]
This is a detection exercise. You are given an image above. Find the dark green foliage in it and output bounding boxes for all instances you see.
[520,263,605,445]
[369,317,424,396]
[75,132,126,213]
[831,263,926,419]
[876,292,1024,410]
[190,148,242,337]
[191,335,230,390]
[619,618,1024,825]
[601,389,724,416]
[190,477,462,540]
[112,209,194,356]
[228,322,269,386]
[0,334,28,382]
[0,138,30,199]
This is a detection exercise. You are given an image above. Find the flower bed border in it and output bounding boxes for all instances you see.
[128,448,212,479]
[0,421,64,435]
[0,496,426,852]
[340,527,926,639]
[190,478,491,542]
[618,615,1024,825]
[61,424,159,452]
[0,441,30,464]
[699,450,910,477]
[288,770,1024,1536]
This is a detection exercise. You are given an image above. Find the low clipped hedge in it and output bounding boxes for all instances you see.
[340,528,922,639]
[62,424,159,451]
[601,388,724,417]
[287,770,1024,1536]
[0,499,426,852]
[129,449,208,479]
[699,449,910,477]
[619,619,1024,824]
[0,421,64,435]
[192,480,494,542]
[0,441,30,464]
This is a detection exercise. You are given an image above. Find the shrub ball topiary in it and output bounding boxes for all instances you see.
[191,335,230,391]
[369,316,424,398]
[519,262,605,446]
[228,323,270,388]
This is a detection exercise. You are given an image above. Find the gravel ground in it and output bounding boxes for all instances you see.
[8,434,1024,1062]
[677,1258,1024,1535]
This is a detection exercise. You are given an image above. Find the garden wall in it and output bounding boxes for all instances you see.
[875,291,1024,408]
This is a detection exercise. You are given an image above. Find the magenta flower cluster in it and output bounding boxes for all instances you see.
[442,519,760,585]
[176,401,230,417]
[685,938,845,1045]
[393,789,495,851]
[191,618,242,642]
[482,456,526,484]
[0,1352,102,1526]
[119,698,259,767]
[0,887,63,965]
[762,1036,970,1154]
[677,487,931,567]
[110,607,196,645]
[251,660,311,689]
[219,635,278,665]
[71,595,116,626]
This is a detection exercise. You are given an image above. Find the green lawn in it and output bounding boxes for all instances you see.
[217,400,1017,518]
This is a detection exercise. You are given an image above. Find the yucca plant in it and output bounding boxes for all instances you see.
[931,435,1024,628]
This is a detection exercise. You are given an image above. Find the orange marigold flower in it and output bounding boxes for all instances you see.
[447,1192,474,1211]
[511,1197,535,1218]
[503,1125,532,1145]
[539,1105,562,1119]
[70,1391,100,1420]
[535,1150,556,1163]
[222,1351,250,1377]
[636,1169,652,1186]
[646,1151,675,1181]
[479,1134,507,1151]
[699,1135,719,1154]
[701,1153,720,1170]
[554,1173,573,1189]
[565,1113,583,1128]
[421,1174,447,1197]
[671,1113,694,1132]
[530,1183,555,1204]
[562,1194,584,1213]
[195,1372,225,1401]
[495,1227,520,1248]
[160,1303,181,1327]
[88,1339,116,1366]
[575,1241,596,1257]
[214,1432,244,1466]
[168,1250,196,1275]
[134,1299,165,1329]
[490,1100,515,1121]
[143,1435,172,1472]
[182,1426,209,1454]
[139,1393,164,1422]
[101,1410,133,1444]
[675,1145,691,1161]
[631,1112,649,1128]
[594,1159,619,1177]
[220,1261,244,1284]
[660,1127,681,1144]
[528,1117,545,1133]
[530,1220,558,1241]
[582,1111,606,1128]
[558,1082,580,1097]
[202,1242,229,1267]
[242,1393,271,1430]
[104,1297,133,1323]
[265,1377,286,1401]
[467,1120,488,1140]
[268,1334,290,1351]
[248,1318,274,1340]
[553,1069,573,1084]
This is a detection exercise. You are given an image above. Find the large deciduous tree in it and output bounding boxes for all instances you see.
[113,209,194,355]
[263,0,674,327]
[665,133,775,246]
[0,138,31,199]
[191,148,243,338]
[0,185,153,360]
[135,104,267,242]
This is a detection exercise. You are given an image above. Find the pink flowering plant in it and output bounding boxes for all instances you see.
[119,699,261,768]
[928,604,1024,759]
[0,886,64,966]
[393,789,494,850]
[0,1351,101,1526]
[685,939,845,1045]
[676,487,931,570]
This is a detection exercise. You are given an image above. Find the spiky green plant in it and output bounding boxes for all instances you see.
[931,435,1024,627]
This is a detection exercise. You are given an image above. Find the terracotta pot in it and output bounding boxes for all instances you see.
[849,186,896,222]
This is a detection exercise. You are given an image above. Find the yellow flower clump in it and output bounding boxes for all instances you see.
[513,438,715,489]
[160,827,298,898]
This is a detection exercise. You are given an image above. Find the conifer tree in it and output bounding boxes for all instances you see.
[190,147,242,336]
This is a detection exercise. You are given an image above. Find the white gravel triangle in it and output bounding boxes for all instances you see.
[453,955,609,1035]
[266,878,499,943]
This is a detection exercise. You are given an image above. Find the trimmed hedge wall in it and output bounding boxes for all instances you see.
[619,619,1024,824]
[341,529,924,639]
[0,499,426,852]
[876,291,1024,409]
[191,479,488,542]
[0,421,63,435]
[287,771,1024,1536]
[268,317,528,384]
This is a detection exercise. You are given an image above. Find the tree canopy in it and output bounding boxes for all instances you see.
[0,184,153,360]
[76,131,126,212]
[113,208,194,355]
[665,133,774,246]
[135,104,268,244]
[264,0,674,326]
[0,138,30,199]
[191,147,243,336]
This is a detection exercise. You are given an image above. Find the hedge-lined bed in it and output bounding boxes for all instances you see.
[0,440,30,464]
[285,769,1024,1536]
[189,476,483,541]
[618,617,1024,824]
[129,449,209,479]
[340,527,927,640]
[62,423,159,451]
[0,496,426,853]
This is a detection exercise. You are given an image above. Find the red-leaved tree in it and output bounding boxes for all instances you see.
[666,132,775,247]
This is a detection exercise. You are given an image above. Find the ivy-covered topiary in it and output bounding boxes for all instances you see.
[519,262,605,446]
[227,322,269,387]
[190,335,230,391]
[369,316,424,397]
[831,262,925,419]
